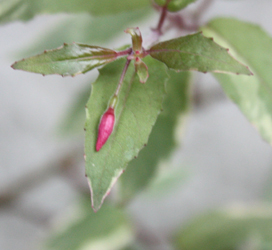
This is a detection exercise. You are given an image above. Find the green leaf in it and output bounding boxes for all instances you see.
[85,0,150,16]
[84,57,168,211]
[12,43,118,76]
[201,18,272,145]
[154,0,197,12]
[120,71,191,201]
[46,203,134,250]
[174,204,272,250]
[0,0,151,24]
[149,32,252,75]
[167,0,197,11]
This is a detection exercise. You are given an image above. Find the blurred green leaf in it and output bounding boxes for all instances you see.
[150,32,252,75]
[174,204,272,250]
[46,203,134,250]
[12,44,118,76]
[18,8,151,57]
[120,71,191,202]
[84,57,168,211]
[0,0,151,24]
[202,18,272,146]
[154,0,197,12]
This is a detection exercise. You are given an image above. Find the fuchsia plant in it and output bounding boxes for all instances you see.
[3,0,272,248]
[11,0,267,212]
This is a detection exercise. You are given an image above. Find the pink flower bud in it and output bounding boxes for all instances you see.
[96,107,115,151]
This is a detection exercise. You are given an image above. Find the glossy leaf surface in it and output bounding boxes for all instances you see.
[12,44,117,76]
[85,57,168,211]
[120,71,191,201]
[202,18,272,145]
[150,32,252,75]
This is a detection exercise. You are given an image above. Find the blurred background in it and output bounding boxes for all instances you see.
[1,0,272,249]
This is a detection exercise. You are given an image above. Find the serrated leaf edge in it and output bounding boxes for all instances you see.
[149,32,253,76]
[84,65,168,211]
[11,42,119,77]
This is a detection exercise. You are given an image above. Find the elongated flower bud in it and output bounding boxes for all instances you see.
[96,107,115,151]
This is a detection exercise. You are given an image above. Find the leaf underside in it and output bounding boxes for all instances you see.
[12,43,117,76]
[202,18,272,145]
[150,32,252,75]
[84,56,168,211]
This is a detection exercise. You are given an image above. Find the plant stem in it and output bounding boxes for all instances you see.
[114,58,132,97]
[155,0,171,34]
[116,48,133,58]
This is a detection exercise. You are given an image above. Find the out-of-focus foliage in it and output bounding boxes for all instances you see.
[154,0,197,12]
[19,8,151,57]
[46,202,134,250]
[0,0,151,24]
[174,204,272,250]
[202,18,272,146]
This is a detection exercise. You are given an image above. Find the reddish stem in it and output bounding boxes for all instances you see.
[115,58,132,96]
[116,48,133,58]
[155,0,171,35]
